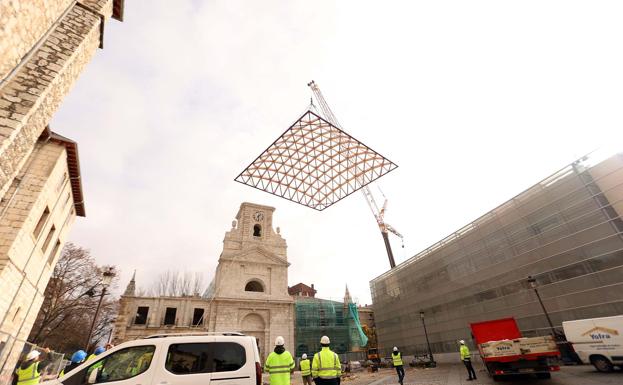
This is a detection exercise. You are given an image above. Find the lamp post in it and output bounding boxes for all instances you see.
[85,267,115,350]
[527,276,557,336]
[420,311,436,366]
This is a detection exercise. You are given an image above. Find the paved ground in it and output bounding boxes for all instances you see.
[281,364,622,385]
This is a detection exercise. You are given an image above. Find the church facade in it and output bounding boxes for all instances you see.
[112,202,294,358]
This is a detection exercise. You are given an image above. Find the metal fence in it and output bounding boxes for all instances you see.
[0,331,67,385]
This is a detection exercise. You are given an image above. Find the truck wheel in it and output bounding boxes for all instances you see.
[536,373,551,379]
[590,356,613,372]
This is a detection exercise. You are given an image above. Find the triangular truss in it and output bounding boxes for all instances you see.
[235,110,398,210]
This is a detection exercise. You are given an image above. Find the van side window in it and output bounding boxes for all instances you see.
[165,342,246,374]
[81,345,155,384]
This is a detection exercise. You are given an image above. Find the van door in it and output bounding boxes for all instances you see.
[153,340,213,385]
[153,340,250,385]
[59,345,158,385]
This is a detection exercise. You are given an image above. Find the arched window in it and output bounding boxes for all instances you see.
[253,224,262,237]
[245,280,264,292]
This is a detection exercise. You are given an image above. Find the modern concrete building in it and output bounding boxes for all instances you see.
[112,203,295,361]
[370,153,623,360]
[0,0,123,380]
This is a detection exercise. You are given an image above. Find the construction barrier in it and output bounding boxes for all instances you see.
[0,331,67,385]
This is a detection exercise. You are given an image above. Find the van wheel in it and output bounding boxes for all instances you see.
[536,372,551,379]
[590,356,613,372]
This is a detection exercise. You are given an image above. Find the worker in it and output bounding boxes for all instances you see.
[311,336,341,385]
[300,353,312,385]
[59,350,87,377]
[87,346,105,361]
[459,340,476,381]
[391,347,405,385]
[14,350,46,385]
[264,336,295,385]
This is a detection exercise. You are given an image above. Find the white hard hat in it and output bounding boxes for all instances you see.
[320,335,330,344]
[26,351,40,361]
[275,336,285,346]
[302,353,308,359]
[459,340,465,344]
[393,347,398,352]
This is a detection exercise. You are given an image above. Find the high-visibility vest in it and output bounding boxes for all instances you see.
[15,362,40,385]
[392,352,403,366]
[87,354,97,361]
[264,351,295,385]
[460,345,471,361]
[311,347,341,379]
[300,359,311,376]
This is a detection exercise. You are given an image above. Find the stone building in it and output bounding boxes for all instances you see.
[0,0,123,379]
[112,203,295,360]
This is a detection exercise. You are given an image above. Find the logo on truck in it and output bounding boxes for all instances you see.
[581,327,619,340]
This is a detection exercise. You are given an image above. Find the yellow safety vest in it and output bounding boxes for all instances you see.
[460,345,471,361]
[16,362,40,385]
[311,347,341,379]
[300,359,311,376]
[392,352,403,366]
[264,351,294,385]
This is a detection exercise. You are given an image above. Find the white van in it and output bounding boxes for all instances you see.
[44,333,262,385]
[562,315,623,372]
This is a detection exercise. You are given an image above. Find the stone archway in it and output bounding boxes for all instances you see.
[241,313,267,361]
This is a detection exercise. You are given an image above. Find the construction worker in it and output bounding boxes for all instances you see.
[87,346,105,361]
[300,353,312,385]
[264,336,295,385]
[59,350,87,377]
[391,347,405,385]
[459,340,476,381]
[14,350,46,385]
[311,336,341,385]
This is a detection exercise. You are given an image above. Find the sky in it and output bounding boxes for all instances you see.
[52,0,623,305]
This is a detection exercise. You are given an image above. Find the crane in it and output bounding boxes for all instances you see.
[307,80,404,268]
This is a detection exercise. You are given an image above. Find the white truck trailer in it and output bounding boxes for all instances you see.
[562,315,623,372]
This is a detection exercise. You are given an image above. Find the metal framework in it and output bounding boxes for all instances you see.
[235,110,397,210]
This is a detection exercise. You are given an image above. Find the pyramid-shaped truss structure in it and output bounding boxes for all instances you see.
[235,110,397,210]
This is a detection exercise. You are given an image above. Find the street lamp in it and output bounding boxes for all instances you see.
[527,276,557,336]
[420,311,436,366]
[85,267,115,350]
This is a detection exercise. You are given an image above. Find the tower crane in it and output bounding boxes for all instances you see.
[308,80,404,268]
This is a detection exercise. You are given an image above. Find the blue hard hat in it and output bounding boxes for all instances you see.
[94,346,105,355]
[71,350,87,363]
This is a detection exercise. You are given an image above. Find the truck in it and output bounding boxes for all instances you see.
[562,315,623,372]
[470,317,560,381]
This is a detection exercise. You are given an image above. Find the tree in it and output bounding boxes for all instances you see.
[28,243,118,354]
[151,270,204,297]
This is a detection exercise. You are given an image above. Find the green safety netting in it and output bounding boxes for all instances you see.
[294,298,368,357]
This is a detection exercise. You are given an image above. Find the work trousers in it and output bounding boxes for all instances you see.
[394,365,405,384]
[314,377,339,385]
[462,359,476,379]
[302,375,312,385]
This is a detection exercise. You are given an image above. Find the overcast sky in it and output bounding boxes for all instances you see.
[52,0,623,305]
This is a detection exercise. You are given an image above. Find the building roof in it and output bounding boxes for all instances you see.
[45,129,86,217]
[288,282,317,296]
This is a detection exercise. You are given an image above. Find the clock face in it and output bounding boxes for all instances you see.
[253,211,264,222]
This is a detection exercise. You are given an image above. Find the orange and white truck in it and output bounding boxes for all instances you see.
[470,317,560,380]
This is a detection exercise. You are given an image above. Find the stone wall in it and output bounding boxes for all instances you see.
[0,0,118,200]
[0,0,74,81]
[0,140,77,381]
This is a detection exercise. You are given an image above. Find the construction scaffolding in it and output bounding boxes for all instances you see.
[294,298,368,358]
